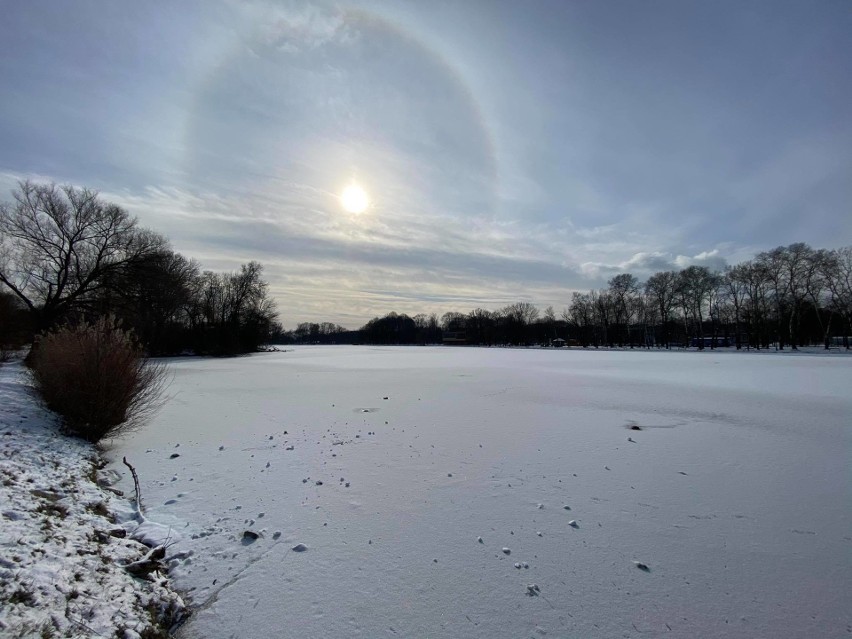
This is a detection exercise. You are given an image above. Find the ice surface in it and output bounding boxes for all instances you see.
[107,346,852,638]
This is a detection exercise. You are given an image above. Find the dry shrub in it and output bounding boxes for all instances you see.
[31,317,167,442]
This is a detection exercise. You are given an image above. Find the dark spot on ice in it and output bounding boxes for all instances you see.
[169,453,180,459]
[292,543,308,552]
[272,531,281,540]
[242,530,260,544]
[502,547,511,555]
[633,561,650,572]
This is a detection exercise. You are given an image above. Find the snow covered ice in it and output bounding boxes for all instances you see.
[105,346,851,638]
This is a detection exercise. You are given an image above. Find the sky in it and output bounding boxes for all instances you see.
[1,0,851,327]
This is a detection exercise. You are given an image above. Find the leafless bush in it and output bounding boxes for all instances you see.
[30,317,167,442]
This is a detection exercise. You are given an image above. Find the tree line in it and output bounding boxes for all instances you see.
[0,181,279,355]
[284,243,852,350]
[4,182,849,355]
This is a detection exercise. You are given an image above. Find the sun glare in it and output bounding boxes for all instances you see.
[340,184,369,214]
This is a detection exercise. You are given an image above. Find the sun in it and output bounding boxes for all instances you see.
[340,184,369,214]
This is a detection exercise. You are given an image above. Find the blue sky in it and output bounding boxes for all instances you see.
[1,0,850,326]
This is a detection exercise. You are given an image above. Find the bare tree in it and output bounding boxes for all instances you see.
[440,312,466,332]
[755,247,791,349]
[591,289,612,346]
[502,302,539,344]
[608,273,640,346]
[722,265,750,349]
[466,308,495,345]
[645,271,678,348]
[825,247,852,347]
[0,181,164,331]
[677,266,719,349]
[567,292,594,346]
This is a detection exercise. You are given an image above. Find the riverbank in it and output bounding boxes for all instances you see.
[0,361,186,639]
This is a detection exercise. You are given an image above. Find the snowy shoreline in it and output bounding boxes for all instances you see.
[0,361,186,639]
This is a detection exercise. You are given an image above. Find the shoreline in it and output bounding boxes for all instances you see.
[0,360,186,639]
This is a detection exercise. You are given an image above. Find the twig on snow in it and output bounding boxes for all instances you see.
[122,456,144,518]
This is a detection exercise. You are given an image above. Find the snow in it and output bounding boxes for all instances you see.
[106,346,852,638]
[0,361,185,638]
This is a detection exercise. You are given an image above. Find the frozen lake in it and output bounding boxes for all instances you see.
[108,346,852,638]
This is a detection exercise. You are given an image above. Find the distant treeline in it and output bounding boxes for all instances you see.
[283,243,852,351]
[0,181,279,356]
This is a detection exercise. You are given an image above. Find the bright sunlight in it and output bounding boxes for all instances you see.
[340,184,369,213]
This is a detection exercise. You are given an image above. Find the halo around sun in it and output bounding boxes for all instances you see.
[340,184,369,214]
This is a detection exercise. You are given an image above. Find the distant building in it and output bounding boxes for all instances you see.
[551,338,566,348]
[689,336,733,348]
[442,331,467,345]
